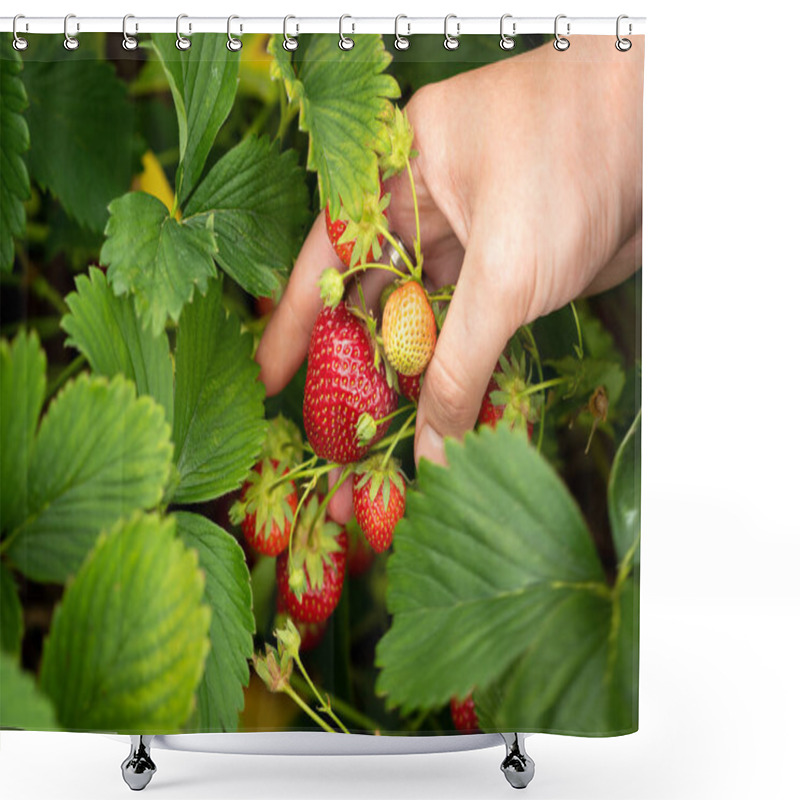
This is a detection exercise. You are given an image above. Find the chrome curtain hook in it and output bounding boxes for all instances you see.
[500,14,516,50]
[554,14,570,51]
[122,14,138,51]
[227,15,242,51]
[176,14,191,50]
[283,15,298,51]
[339,15,354,50]
[12,14,28,51]
[443,14,460,51]
[64,13,79,51]
[394,14,410,51]
[616,14,632,51]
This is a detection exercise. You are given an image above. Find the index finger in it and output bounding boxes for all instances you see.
[256,212,341,395]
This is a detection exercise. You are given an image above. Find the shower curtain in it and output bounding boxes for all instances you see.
[0,29,642,740]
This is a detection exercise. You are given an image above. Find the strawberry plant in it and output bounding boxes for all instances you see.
[1,31,638,739]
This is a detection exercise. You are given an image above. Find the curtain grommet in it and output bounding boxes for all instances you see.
[616,15,633,51]
[12,15,28,51]
[394,15,410,51]
[444,14,460,51]
[554,14,570,51]
[176,14,191,50]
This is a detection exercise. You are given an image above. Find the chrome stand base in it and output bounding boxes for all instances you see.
[500,733,534,790]
[121,735,156,791]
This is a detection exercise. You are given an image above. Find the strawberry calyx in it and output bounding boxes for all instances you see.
[261,414,305,471]
[377,105,416,180]
[229,459,296,538]
[354,455,406,513]
[489,353,542,432]
[327,189,390,268]
[288,495,345,598]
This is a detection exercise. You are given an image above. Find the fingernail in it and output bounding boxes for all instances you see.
[416,424,446,467]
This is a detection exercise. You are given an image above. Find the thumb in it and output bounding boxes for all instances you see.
[415,241,522,467]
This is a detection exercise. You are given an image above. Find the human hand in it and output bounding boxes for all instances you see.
[257,36,643,523]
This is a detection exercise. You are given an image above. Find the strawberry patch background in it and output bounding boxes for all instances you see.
[0,31,641,739]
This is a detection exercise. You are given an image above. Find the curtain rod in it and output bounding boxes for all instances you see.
[1,16,646,37]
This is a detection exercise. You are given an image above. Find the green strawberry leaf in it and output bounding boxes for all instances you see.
[184,135,309,297]
[175,512,255,732]
[40,513,210,732]
[608,411,641,570]
[150,33,239,204]
[100,191,218,336]
[0,40,30,272]
[172,277,266,504]
[5,374,173,584]
[62,266,174,425]
[0,332,46,534]
[269,34,400,221]
[475,579,638,735]
[0,561,23,658]
[375,425,638,734]
[0,650,59,730]
[21,37,138,233]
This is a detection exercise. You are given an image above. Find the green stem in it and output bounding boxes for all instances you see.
[287,477,322,573]
[381,408,417,469]
[284,685,337,734]
[294,659,350,734]
[405,156,423,269]
[312,466,354,529]
[570,302,584,360]
[520,326,547,453]
[375,223,416,276]
[374,405,414,426]
[369,426,416,452]
[289,674,380,732]
[341,261,407,282]
[518,376,568,399]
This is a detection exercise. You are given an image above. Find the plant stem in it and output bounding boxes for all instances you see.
[283,685,337,734]
[369,426,416,452]
[520,326,547,453]
[289,674,381,732]
[381,408,417,469]
[405,156,423,269]
[293,659,350,734]
[341,261,407,282]
[374,405,414,426]
[570,302,584,360]
[312,466,354,529]
[375,223,416,276]
[518,376,568,399]
[287,477,321,574]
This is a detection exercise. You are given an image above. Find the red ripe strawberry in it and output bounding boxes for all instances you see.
[397,371,422,404]
[275,594,328,652]
[230,459,297,557]
[304,303,397,464]
[450,694,481,733]
[325,185,389,268]
[352,456,406,554]
[346,520,375,577]
[276,496,348,624]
